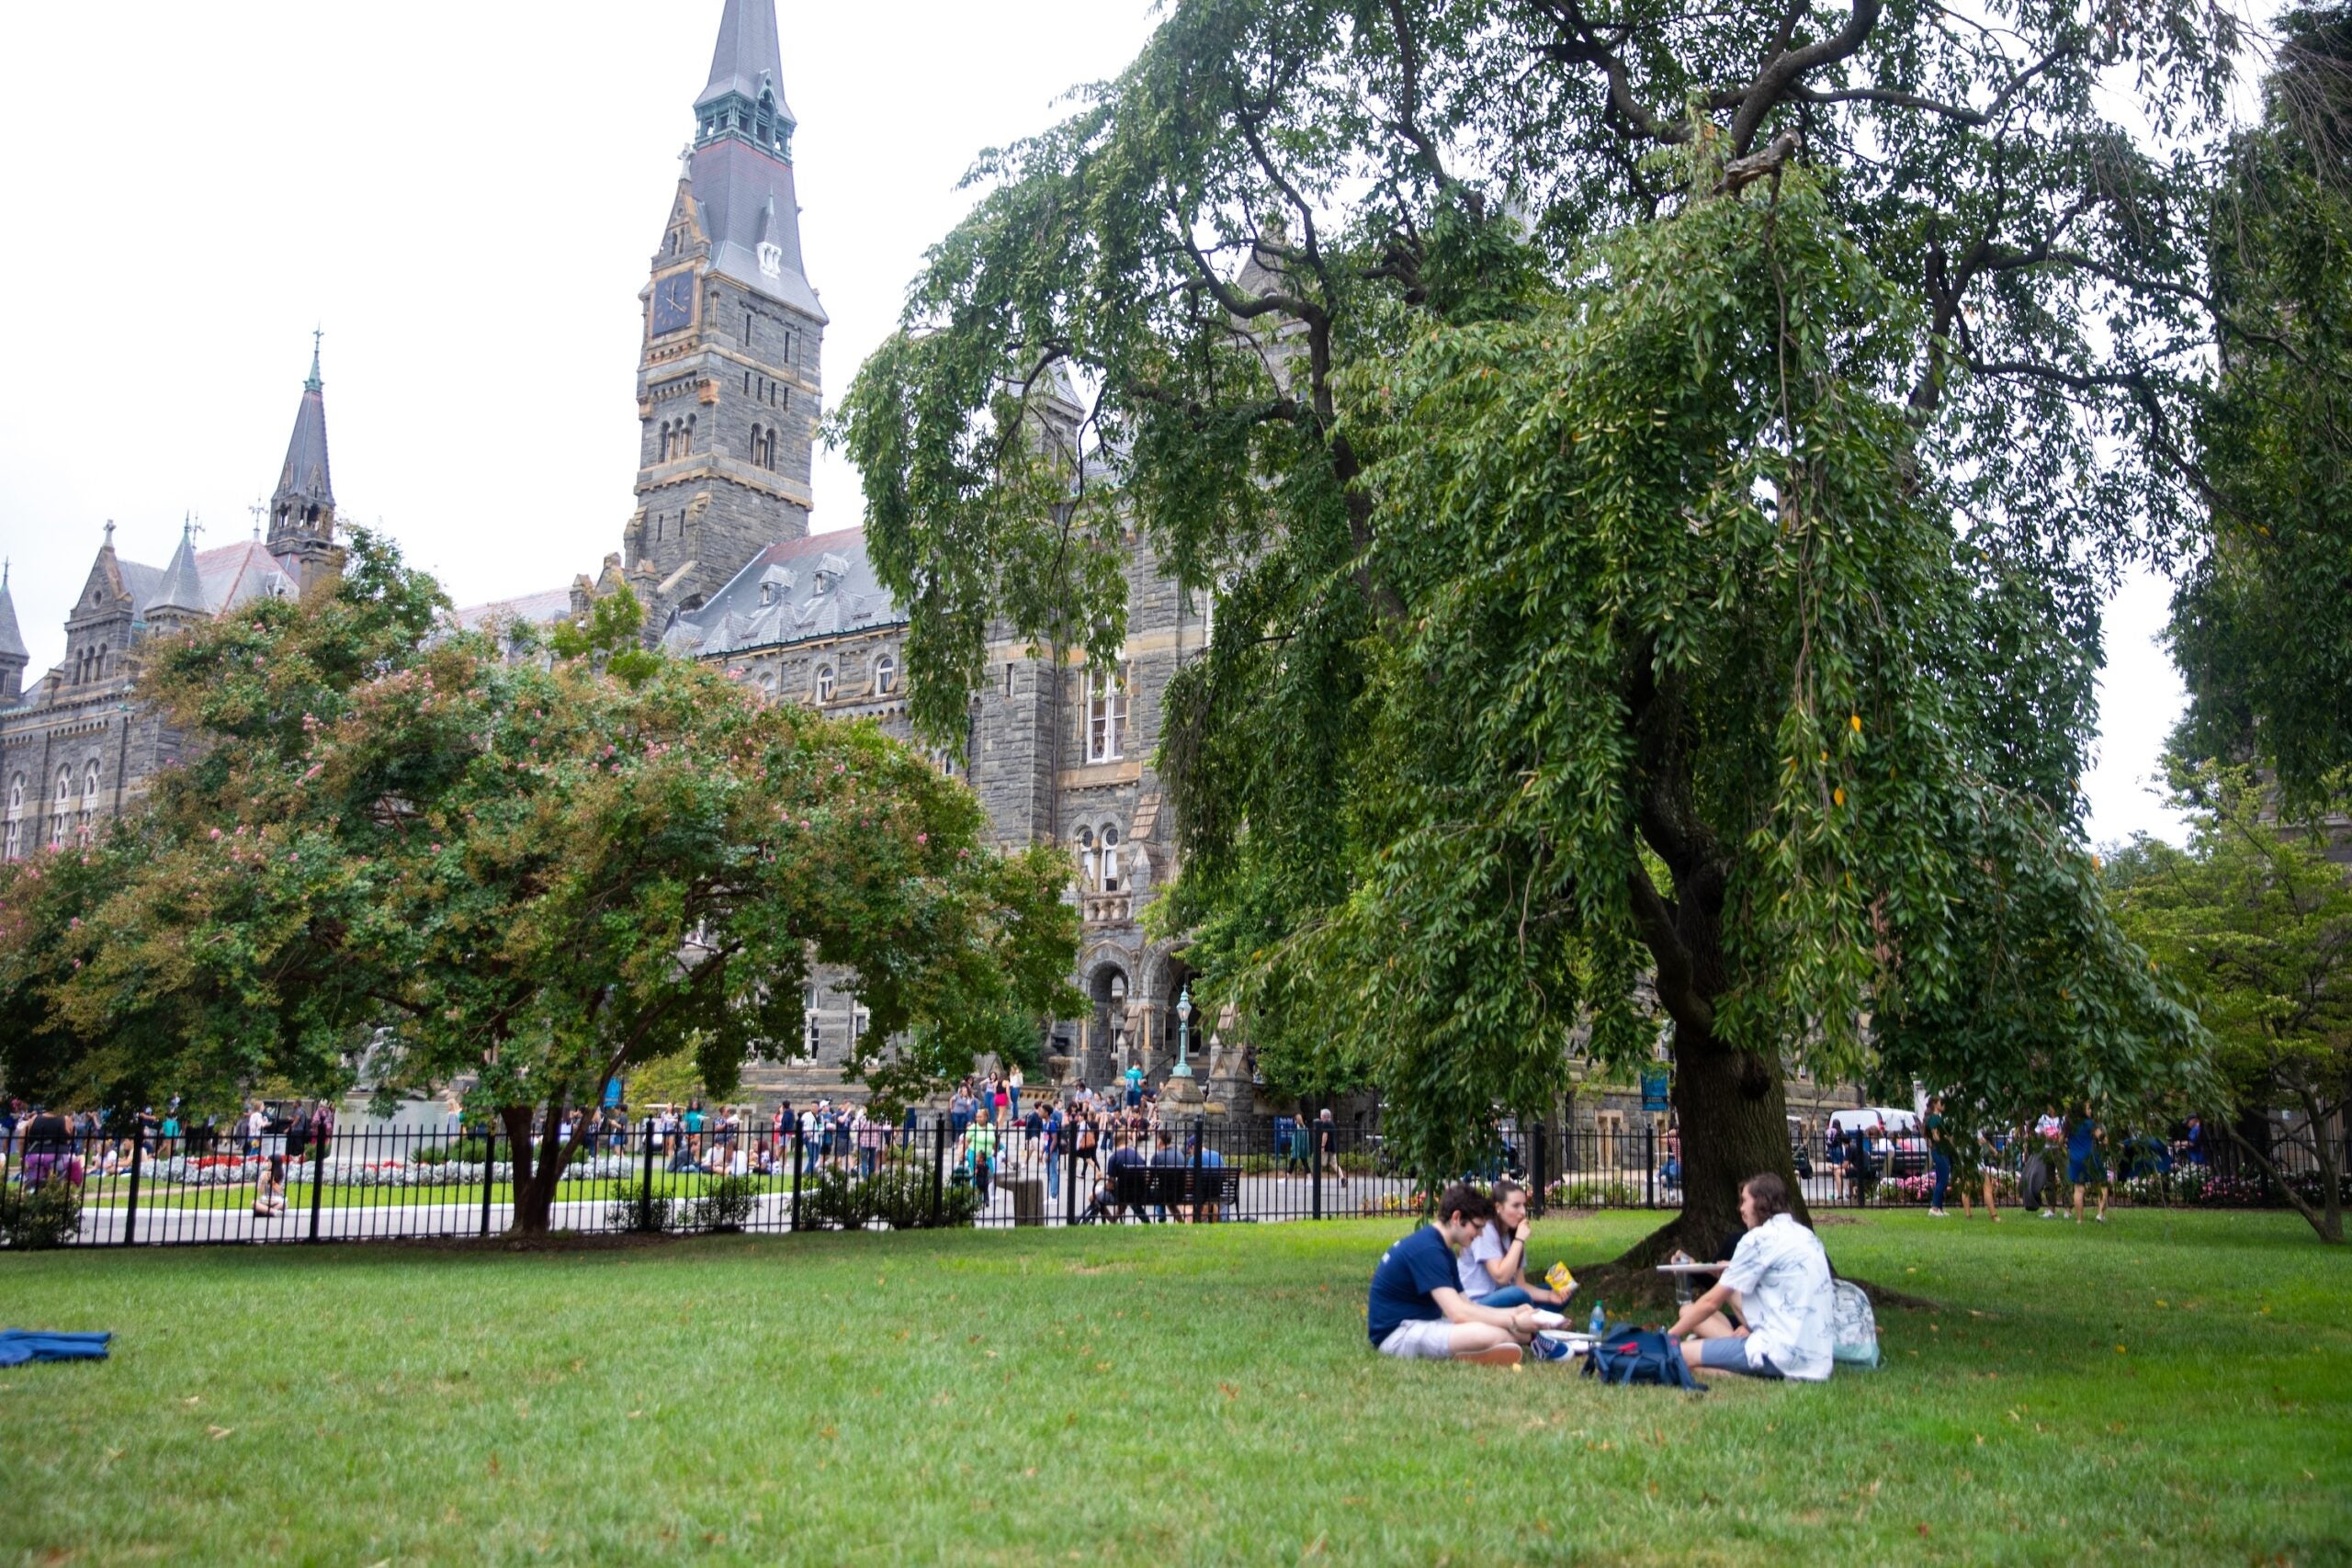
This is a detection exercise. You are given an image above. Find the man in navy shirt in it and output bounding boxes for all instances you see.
[1367,1184,1547,1364]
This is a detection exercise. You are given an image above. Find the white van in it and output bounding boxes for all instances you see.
[1826,1107,1928,1174]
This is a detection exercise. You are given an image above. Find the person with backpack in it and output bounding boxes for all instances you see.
[1367,1184,1560,1365]
[1666,1172,1835,1382]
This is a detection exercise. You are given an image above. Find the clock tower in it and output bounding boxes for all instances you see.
[628,0,826,610]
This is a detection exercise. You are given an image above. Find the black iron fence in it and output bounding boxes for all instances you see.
[0,1115,2334,1249]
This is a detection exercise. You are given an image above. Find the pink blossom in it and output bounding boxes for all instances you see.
[916,833,928,845]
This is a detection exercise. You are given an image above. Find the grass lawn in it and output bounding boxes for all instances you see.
[1,1209,2346,1564]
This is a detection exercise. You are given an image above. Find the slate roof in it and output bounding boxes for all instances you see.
[111,539,300,621]
[662,528,901,659]
[447,586,575,635]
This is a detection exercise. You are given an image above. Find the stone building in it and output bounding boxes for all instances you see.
[0,344,337,862]
[453,0,1220,1107]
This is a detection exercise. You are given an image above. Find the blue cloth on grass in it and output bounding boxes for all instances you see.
[0,1330,113,1366]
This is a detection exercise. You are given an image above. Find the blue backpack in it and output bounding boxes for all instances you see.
[1581,1325,1704,1391]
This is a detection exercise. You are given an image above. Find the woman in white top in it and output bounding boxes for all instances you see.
[1667,1172,1836,1382]
[1455,1181,1575,1311]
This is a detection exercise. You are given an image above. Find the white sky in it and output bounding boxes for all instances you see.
[0,0,2187,844]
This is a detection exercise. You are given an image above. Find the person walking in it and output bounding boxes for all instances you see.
[1009,1066,1024,1123]
[2066,1101,2109,1224]
[1316,1109,1348,1190]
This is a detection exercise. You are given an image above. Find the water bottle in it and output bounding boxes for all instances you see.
[1588,1299,1605,1336]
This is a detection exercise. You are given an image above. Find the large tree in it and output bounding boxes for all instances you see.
[838,0,2232,1248]
[0,536,1078,1232]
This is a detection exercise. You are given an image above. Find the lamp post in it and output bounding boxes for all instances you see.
[1170,985,1194,1078]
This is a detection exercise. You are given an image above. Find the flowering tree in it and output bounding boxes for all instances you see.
[0,534,1079,1232]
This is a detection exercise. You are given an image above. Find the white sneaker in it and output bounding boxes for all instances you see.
[2041,1209,2057,1219]
[1928,1207,1947,1216]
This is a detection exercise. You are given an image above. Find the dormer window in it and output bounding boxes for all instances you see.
[814,664,835,703]
[874,655,898,697]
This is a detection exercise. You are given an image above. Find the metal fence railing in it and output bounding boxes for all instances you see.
[1,1114,2337,1248]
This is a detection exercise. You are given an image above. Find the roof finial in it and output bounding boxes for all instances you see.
[678,142,695,182]
[3,558,10,590]
[104,520,116,547]
[249,497,266,539]
[306,328,323,392]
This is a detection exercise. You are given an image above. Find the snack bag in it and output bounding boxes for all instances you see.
[1545,1262,1576,1295]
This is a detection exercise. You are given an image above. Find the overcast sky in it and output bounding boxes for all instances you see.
[0,0,2187,844]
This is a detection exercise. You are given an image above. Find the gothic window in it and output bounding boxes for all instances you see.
[50,767,70,848]
[814,664,835,703]
[1075,826,1095,891]
[1084,666,1125,762]
[658,421,672,461]
[3,821,16,860]
[80,761,100,840]
[1099,825,1122,892]
[6,772,21,811]
[873,655,897,696]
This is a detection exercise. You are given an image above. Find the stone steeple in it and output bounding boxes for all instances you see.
[626,0,824,612]
[0,558,26,702]
[267,333,342,597]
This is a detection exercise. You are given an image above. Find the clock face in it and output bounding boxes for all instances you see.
[650,271,695,336]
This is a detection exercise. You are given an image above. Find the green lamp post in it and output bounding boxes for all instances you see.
[1170,985,1194,1078]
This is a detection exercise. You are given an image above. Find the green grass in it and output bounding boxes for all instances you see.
[2,1210,2346,1564]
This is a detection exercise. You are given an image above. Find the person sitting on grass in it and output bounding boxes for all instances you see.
[1457,1180,1576,1311]
[1666,1173,1833,1382]
[1369,1184,1562,1365]
[253,1155,288,1219]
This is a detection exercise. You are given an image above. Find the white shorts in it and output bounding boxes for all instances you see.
[1377,1319,1457,1359]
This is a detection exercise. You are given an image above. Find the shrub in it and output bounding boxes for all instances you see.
[797,1168,876,1231]
[689,1175,762,1233]
[2,1178,84,1250]
[605,1188,674,1234]
[1547,1179,1639,1209]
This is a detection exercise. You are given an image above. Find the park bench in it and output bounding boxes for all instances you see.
[1107,1164,1243,1220]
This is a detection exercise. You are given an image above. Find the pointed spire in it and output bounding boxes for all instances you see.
[269,337,335,554]
[681,0,820,320]
[147,515,209,617]
[0,557,27,661]
[697,0,792,129]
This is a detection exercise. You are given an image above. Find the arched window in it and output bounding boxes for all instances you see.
[1099,825,1122,893]
[813,664,835,703]
[1075,826,1096,892]
[50,767,70,847]
[873,655,897,696]
[7,772,23,811]
[657,421,672,461]
[79,761,99,840]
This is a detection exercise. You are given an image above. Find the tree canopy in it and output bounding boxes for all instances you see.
[0,535,1079,1230]
[2168,5,2352,807]
[2108,764,2352,1243]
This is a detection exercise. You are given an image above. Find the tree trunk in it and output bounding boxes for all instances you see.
[1618,1029,1806,1266]
[501,1103,572,1236]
